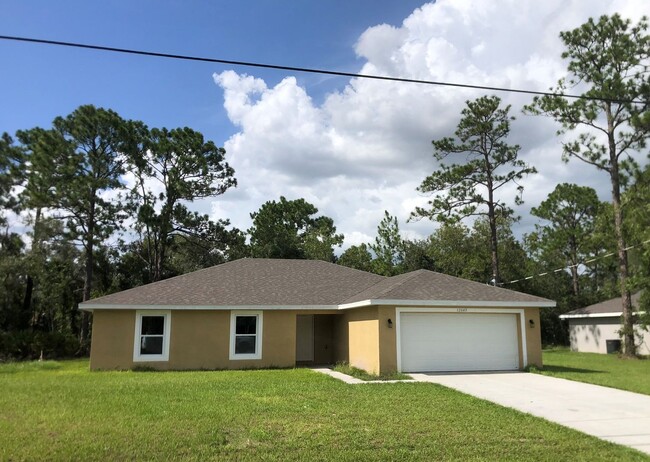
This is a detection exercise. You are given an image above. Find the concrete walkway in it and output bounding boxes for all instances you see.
[410,372,650,456]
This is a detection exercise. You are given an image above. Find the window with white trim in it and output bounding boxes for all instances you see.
[133,311,171,362]
[230,311,263,360]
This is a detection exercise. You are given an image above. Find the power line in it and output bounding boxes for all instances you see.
[503,238,650,285]
[0,34,645,105]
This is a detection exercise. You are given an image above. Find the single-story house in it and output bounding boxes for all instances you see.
[560,292,649,355]
[81,258,555,374]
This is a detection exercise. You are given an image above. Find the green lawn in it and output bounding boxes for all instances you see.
[540,349,650,396]
[1,360,648,461]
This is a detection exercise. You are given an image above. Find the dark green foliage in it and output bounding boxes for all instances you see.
[16,106,137,349]
[0,231,28,331]
[400,239,436,273]
[529,184,603,297]
[302,216,343,262]
[0,133,23,224]
[1,105,240,356]
[625,163,650,328]
[340,212,406,276]
[18,106,133,250]
[526,14,650,163]
[369,211,404,276]
[587,203,621,296]
[413,96,535,223]
[401,219,528,285]
[0,216,84,357]
[519,195,624,347]
[128,126,237,281]
[337,244,374,272]
[405,223,473,277]
[471,217,529,285]
[412,95,536,285]
[248,196,343,261]
[167,225,248,276]
[0,331,78,361]
[525,14,650,356]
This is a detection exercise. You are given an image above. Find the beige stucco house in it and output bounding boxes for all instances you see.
[81,258,554,374]
[560,293,649,355]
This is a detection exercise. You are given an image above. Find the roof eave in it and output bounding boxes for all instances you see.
[338,299,556,309]
[80,298,556,311]
[79,303,340,311]
[560,311,645,319]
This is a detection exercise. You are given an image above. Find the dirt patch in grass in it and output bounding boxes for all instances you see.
[331,362,412,381]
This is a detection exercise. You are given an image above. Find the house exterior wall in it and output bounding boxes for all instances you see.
[343,306,380,374]
[332,306,391,374]
[524,307,542,368]
[89,309,336,370]
[568,317,650,355]
[89,305,545,372]
[377,306,398,373]
[370,305,543,374]
[89,310,136,370]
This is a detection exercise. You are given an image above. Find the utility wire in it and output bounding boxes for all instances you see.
[502,238,650,285]
[0,34,645,105]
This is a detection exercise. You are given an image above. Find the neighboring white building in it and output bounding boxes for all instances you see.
[560,292,649,355]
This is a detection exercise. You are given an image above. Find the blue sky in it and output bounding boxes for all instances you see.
[0,1,425,141]
[2,1,648,256]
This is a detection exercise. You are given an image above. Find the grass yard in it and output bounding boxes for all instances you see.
[540,349,650,396]
[1,360,648,461]
[332,362,411,381]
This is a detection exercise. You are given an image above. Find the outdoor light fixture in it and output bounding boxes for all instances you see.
[529,319,535,328]
[387,318,393,328]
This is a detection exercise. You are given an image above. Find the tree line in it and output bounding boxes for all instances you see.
[1,13,649,359]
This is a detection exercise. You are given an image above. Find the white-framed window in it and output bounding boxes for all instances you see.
[229,311,263,360]
[133,310,171,362]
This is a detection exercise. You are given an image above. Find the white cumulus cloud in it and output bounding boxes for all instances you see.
[208,0,650,249]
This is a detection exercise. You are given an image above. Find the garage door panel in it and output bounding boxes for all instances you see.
[400,312,519,372]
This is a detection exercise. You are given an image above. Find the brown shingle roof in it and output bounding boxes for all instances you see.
[562,292,642,316]
[81,258,554,308]
[343,269,553,304]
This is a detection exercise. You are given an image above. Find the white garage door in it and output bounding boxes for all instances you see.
[399,312,520,372]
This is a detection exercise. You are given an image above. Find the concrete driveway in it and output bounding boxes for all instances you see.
[410,372,650,456]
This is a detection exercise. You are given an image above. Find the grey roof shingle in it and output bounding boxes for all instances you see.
[342,269,552,304]
[81,258,554,308]
[562,292,642,316]
[83,258,385,307]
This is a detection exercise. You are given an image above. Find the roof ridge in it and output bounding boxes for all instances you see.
[327,263,389,280]
[245,258,386,277]
[348,270,422,301]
